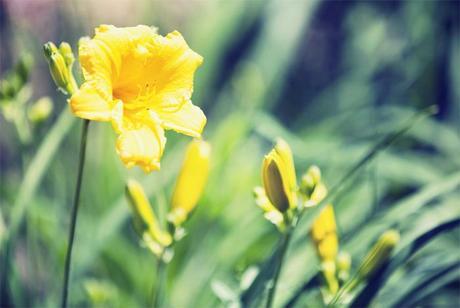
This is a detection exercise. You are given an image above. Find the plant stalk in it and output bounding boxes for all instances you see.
[152,257,167,307]
[61,119,90,307]
[265,229,292,308]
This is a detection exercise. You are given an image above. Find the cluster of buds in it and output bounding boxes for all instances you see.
[125,140,211,260]
[310,204,341,295]
[0,54,53,143]
[254,138,330,230]
[254,138,401,305]
[43,42,78,95]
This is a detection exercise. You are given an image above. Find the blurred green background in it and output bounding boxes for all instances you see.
[0,0,459,307]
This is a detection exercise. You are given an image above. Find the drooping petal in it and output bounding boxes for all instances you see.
[116,124,166,172]
[159,100,206,137]
[69,82,112,121]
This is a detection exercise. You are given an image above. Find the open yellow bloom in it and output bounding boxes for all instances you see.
[169,139,211,226]
[70,25,206,172]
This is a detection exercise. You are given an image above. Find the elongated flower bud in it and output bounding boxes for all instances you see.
[301,165,321,194]
[311,205,338,262]
[28,97,53,123]
[357,230,400,280]
[43,42,76,94]
[126,179,172,248]
[59,42,75,66]
[262,138,297,212]
[169,139,211,226]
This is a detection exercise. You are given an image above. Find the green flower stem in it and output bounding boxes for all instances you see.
[152,256,167,308]
[61,119,90,308]
[265,228,292,308]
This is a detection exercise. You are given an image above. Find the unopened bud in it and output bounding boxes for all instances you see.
[43,42,76,94]
[59,42,75,66]
[28,97,53,123]
[357,230,400,280]
[169,139,211,226]
[311,205,338,262]
[262,139,297,212]
[301,165,321,189]
[126,179,172,248]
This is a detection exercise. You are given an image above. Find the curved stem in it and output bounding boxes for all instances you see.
[61,119,90,307]
[265,230,292,308]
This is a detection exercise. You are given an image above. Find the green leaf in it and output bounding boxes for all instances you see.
[350,218,460,307]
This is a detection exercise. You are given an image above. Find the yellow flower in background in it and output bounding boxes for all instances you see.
[311,204,339,295]
[262,138,297,212]
[70,25,206,172]
[126,179,172,255]
[169,139,211,226]
[311,204,338,261]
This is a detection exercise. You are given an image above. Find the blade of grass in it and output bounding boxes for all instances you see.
[350,218,460,307]
[391,260,460,308]
[1,108,75,248]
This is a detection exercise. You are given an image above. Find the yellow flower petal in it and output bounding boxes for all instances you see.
[159,101,206,138]
[116,124,166,172]
[150,31,203,109]
[69,83,113,121]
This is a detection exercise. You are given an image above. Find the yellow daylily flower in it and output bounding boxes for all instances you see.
[70,25,206,172]
[125,179,172,250]
[311,204,338,261]
[169,139,211,226]
[262,138,297,212]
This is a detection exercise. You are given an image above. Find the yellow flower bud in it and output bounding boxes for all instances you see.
[43,42,76,94]
[303,165,321,188]
[262,138,297,212]
[311,205,338,261]
[169,139,211,226]
[28,97,53,123]
[321,260,339,295]
[300,165,324,205]
[59,42,75,66]
[125,179,172,248]
[357,229,400,280]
